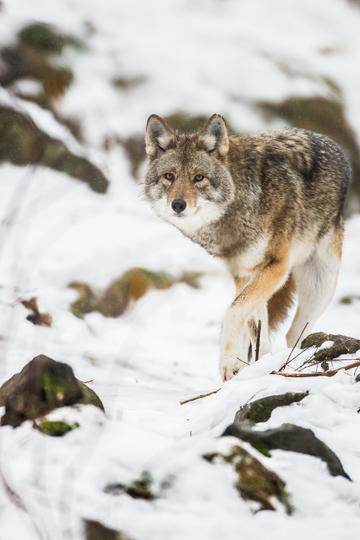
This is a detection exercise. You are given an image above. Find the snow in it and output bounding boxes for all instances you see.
[1,0,360,538]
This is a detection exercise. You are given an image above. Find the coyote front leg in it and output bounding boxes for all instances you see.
[220,252,289,381]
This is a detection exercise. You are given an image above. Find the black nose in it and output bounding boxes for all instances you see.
[171,199,187,214]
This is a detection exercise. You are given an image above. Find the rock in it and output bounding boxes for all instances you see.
[234,392,308,425]
[301,332,360,363]
[104,471,154,500]
[223,423,350,479]
[0,106,109,193]
[203,445,292,514]
[69,267,202,319]
[0,354,104,427]
[18,22,83,54]
[84,520,133,540]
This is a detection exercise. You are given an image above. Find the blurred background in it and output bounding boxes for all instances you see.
[1,0,360,538]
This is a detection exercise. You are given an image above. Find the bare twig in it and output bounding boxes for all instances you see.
[180,388,221,405]
[272,359,360,378]
[254,319,262,362]
[236,356,250,366]
[278,322,309,372]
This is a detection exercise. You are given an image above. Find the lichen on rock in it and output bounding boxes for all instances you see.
[203,445,293,514]
[0,354,104,427]
[0,106,109,193]
[104,471,155,500]
[234,392,309,425]
[69,267,202,318]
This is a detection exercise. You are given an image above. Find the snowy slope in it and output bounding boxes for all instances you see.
[1,1,360,539]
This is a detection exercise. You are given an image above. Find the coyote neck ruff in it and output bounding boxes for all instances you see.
[144,114,351,381]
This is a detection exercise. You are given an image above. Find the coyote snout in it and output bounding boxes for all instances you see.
[144,113,351,381]
[171,198,187,214]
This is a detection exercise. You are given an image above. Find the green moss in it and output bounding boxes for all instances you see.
[181,272,202,289]
[18,23,66,53]
[204,445,292,514]
[340,294,360,305]
[321,361,329,372]
[68,282,99,319]
[104,471,155,500]
[37,419,80,436]
[322,76,342,97]
[0,355,104,427]
[140,268,173,289]
[235,392,309,425]
[251,441,271,457]
[18,23,84,54]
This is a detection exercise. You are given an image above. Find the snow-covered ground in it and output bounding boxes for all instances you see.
[1,0,360,538]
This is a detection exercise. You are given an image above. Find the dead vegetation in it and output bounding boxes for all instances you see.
[203,445,292,513]
[69,267,202,318]
[20,297,52,327]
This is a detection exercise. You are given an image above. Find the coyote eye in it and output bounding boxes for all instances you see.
[164,173,174,182]
[194,174,204,183]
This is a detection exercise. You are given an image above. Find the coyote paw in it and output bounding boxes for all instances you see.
[220,353,247,382]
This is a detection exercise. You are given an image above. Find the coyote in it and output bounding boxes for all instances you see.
[144,114,350,381]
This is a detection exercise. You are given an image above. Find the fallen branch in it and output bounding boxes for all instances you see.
[272,359,360,378]
[180,388,221,405]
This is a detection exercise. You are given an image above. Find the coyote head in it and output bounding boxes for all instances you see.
[144,114,235,234]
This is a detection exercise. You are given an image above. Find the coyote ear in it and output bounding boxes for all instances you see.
[198,114,229,157]
[145,115,176,158]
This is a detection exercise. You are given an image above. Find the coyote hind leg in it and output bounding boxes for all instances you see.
[286,228,342,347]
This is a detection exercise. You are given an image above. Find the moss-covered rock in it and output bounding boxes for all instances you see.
[257,95,360,213]
[203,445,292,513]
[69,267,202,318]
[223,422,350,479]
[0,23,86,139]
[0,354,104,427]
[104,471,155,500]
[0,106,108,192]
[300,332,360,364]
[234,392,308,425]
[84,520,134,540]
[18,23,83,53]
